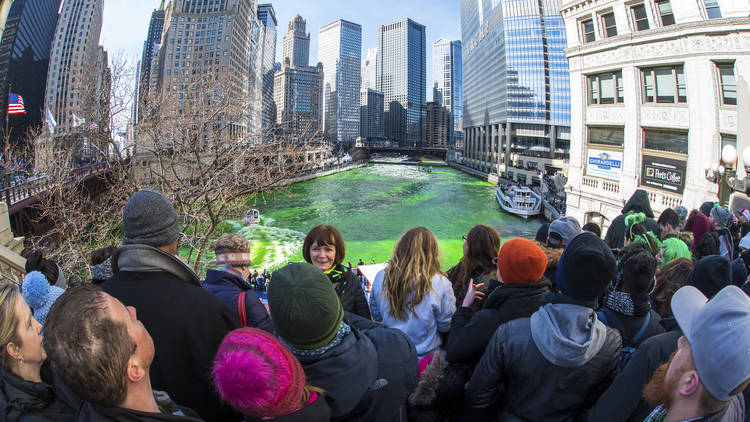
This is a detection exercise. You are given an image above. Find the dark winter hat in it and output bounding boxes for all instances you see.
[700,201,715,217]
[497,238,547,285]
[535,223,550,243]
[268,263,344,350]
[556,232,616,303]
[731,257,747,287]
[688,255,731,299]
[710,207,731,228]
[122,189,180,247]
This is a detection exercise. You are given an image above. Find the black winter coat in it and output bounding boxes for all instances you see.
[296,312,417,422]
[585,330,681,422]
[0,371,78,422]
[327,264,371,319]
[103,245,240,422]
[597,307,665,347]
[445,279,550,366]
[203,269,273,332]
[76,400,203,421]
[604,190,660,250]
[462,304,621,422]
[245,392,331,422]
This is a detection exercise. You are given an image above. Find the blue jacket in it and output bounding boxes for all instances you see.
[204,269,273,333]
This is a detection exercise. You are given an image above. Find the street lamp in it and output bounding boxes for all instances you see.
[705,144,750,206]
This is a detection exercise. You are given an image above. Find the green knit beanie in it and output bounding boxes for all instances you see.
[268,262,344,350]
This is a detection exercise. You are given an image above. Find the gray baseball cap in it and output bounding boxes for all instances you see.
[548,216,582,246]
[672,285,750,401]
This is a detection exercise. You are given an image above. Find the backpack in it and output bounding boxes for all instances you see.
[596,308,651,371]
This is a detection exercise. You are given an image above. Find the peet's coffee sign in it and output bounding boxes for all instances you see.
[641,155,686,194]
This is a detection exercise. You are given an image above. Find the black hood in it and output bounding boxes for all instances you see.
[621,189,654,218]
[484,278,552,309]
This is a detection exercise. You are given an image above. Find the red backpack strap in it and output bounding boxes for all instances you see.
[237,291,247,326]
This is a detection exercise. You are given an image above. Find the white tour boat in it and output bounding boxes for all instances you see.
[243,209,261,225]
[495,184,542,219]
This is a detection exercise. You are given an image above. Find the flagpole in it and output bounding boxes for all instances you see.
[5,82,10,142]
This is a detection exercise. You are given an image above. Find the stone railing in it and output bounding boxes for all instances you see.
[648,190,682,211]
[581,176,620,194]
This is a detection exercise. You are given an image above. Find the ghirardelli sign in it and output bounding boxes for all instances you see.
[641,155,686,194]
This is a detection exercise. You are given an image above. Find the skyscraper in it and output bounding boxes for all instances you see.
[432,38,462,148]
[362,47,377,90]
[377,18,426,147]
[44,0,105,134]
[156,0,259,136]
[282,15,309,68]
[0,0,60,149]
[138,0,166,121]
[257,4,277,130]
[360,88,384,140]
[274,14,322,138]
[459,0,570,183]
[318,19,361,145]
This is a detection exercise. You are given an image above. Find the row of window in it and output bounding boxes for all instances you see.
[580,0,721,44]
[588,126,689,155]
[587,63,736,105]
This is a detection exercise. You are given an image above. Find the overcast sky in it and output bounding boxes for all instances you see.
[99,0,462,101]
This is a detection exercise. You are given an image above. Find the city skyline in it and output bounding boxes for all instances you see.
[100,0,460,101]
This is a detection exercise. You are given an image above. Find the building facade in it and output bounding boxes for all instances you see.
[432,38,462,148]
[0,0,60,150]
[257,3,277,130]
[156,0,259,137]
[426,101,450,148]
[282,14,309,68]
[377,18,426,147]
[138,0,166,120]
[274,63,323,138]
[360,87,384,140]
[362,47,377,90]
[459,0,571,186]
[319,19,361,145]
[562,0,750,226]
[44,0,105,134]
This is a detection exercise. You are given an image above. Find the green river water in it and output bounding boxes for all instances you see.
[219,163,541,271]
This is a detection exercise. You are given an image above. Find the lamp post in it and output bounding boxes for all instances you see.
[704,144,750,206]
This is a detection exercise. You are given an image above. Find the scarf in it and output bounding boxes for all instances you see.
[605,290,651,317]
[285,322,352,358]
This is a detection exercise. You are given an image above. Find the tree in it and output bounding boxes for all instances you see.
[24,55,324,280]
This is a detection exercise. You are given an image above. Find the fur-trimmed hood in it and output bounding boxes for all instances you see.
[535,241,563,270]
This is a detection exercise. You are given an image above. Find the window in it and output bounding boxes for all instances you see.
[601,12,617,37]
[588,127,624,147]
[722,134,737,153]
[588,71,624,104]
[703,0,722,19]
[644,129,688,155]
[656,1,675,26]
[642,65,686,103]
[631,4,650,31]
[717,63,737,105]
[581,19,595,43]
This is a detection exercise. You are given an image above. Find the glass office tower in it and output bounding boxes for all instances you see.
[460,0,570,179]
[0,0,60,149]
[319,19,361,145]
[432,38,462,148]
[377,18,426,147]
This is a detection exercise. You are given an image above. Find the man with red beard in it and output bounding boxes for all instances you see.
[642,285,750,422]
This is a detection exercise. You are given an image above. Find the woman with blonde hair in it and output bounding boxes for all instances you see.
[0,283,78,420]
[370,227,456,358]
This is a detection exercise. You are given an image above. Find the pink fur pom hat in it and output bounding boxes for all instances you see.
[213,327,307,418]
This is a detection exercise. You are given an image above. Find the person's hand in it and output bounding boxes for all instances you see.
[462,278,485,308]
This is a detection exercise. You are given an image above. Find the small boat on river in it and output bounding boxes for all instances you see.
[243,209,261,225]
[495,184,541,219]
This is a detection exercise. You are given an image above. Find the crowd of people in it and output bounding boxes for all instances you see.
[2,187,750,422]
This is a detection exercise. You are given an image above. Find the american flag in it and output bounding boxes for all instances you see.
[8,93,25,115]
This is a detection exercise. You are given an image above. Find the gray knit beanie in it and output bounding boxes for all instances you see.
[122,189,180,246]
[710,207,732,228]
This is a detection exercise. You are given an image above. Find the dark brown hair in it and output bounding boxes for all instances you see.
[447,224,500,294]
[302,225,346,267]
[651,257,694,318]
[43,284,136,407]
[657,208,680,230]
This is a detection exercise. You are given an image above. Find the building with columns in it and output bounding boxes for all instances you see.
[561,0,750,227]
